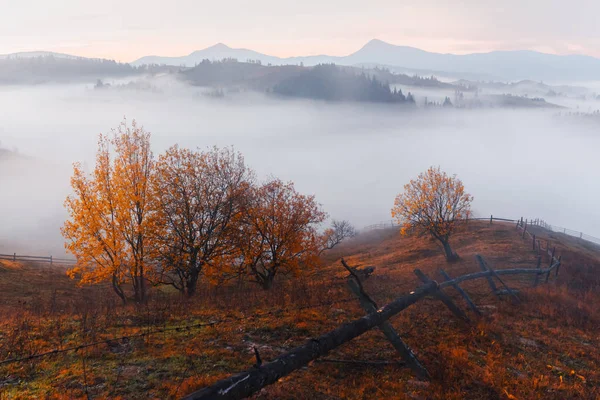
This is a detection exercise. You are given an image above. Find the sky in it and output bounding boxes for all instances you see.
[0,0,599,61]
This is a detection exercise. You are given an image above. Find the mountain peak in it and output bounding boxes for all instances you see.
[209,43,231,50]
[362,39,391,49]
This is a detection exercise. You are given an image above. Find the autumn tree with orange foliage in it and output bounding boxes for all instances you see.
[152,146,252,296]
[237,179,327,289]
[391,166,473,261]
[62,120,157,302]
[62,119,332,298]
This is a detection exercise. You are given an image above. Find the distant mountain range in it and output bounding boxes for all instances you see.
[4,39,600,82]
[0,51,83,60]
[132,39,600,82]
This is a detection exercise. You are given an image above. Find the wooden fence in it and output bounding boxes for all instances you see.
[531,218,600,246]
[183,228,562,400]
[362,221,400,231]
[0,253,76,265]
[364,215,600,249]
[362,215,517,232]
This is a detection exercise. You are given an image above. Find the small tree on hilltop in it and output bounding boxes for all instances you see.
[391,166,473,262]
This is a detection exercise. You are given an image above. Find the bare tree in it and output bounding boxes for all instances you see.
[319,219,357,254]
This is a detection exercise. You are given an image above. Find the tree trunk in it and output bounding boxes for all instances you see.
[133,275,143,303]
[140,265,147,303]
[186,269,200,297]
[112,274,126,304]
[442,240,458,262]
[260,270,276,290]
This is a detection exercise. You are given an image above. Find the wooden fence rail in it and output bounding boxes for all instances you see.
[183,249,562,400]
[515,219,562,267]
[520,217,600,247]
[0,253,76,264]
[364,214,600,250]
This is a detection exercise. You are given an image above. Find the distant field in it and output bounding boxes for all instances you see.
[0,221,598,399]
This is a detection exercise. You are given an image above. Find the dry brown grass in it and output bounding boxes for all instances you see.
[0,221,599,399]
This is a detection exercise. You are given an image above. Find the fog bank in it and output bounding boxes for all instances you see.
[1,84,599,255]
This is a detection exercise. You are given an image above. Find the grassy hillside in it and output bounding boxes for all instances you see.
[0,221,598,399]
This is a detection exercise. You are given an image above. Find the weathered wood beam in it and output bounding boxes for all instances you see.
[438,264,559,289]
[414,269,470,323]
[487,265,521,303]
[476,254,499,296]
[347,278,430,380]
[534,256,542,287]
[555,256,562,277]
[439,269,482,316]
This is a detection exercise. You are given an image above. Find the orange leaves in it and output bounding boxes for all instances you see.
[238,178,327,289]
[391,166,473,260]
[63,120,328,297]
[62,119,156,302]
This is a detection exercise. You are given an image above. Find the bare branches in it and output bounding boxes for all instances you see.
[319,219,357,254]
[151,146,253,296]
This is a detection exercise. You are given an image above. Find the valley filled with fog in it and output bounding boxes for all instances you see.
[1,81,599,255]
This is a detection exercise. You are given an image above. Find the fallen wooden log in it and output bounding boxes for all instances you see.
[182,281,438,400]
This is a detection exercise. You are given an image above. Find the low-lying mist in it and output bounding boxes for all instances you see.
[1,82,599,256]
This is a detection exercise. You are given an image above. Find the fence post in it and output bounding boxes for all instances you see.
[439,269,481,316]
[490,214,493,224]
[515,219,520,230]
[414,269,470,322]
[533,256,542,286]
[13,253,16,261]
[549,247,556,267]
[522,219,528,239]
[555,256,562,278]
[476,254,498,296]
[487,266,521,303]
[50,256,53,265]
[346,278,430,380]
[580,232,583,239]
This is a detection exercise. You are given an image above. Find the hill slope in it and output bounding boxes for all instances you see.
[1,221,598,398]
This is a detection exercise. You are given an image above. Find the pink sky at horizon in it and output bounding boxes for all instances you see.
[4,37,599,63]
[1,0,598,62]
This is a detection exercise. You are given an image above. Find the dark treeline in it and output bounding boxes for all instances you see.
[181,58,305,90]
[273,64,415,103]
[0,55,177,84]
